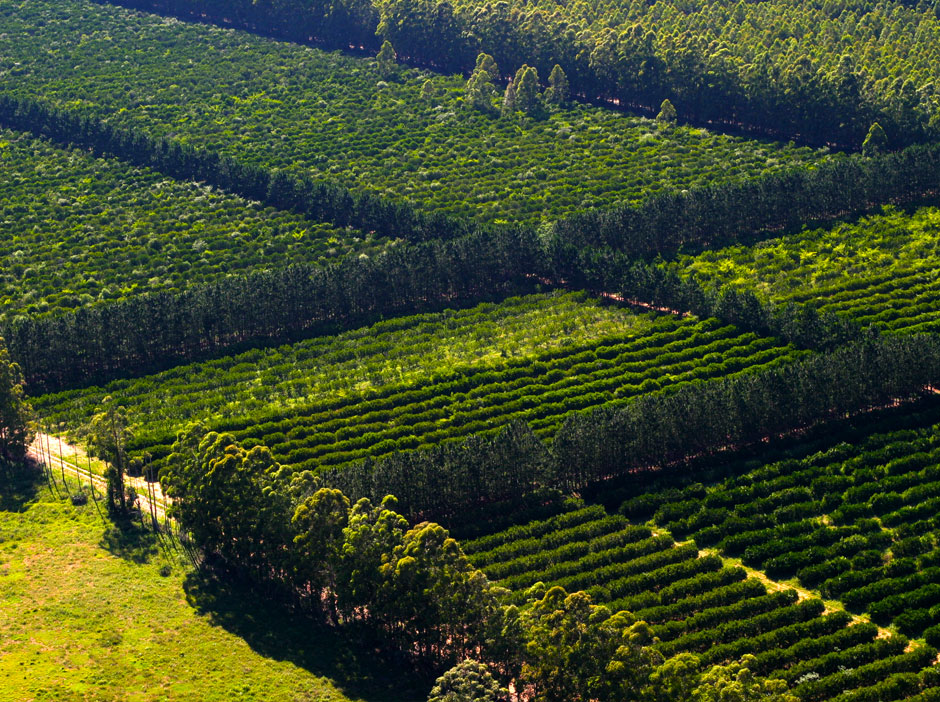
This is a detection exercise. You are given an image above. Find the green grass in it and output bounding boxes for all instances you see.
[0,471,426,701]
[0,0,834,225]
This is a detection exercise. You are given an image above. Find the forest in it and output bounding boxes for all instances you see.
[4,0,940,699]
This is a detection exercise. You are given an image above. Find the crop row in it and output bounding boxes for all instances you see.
[0,0,829,225]
[40,291,641,436]
[677,205,940,336]
[0,127,379,320]
[468,503,932,699]
[636,405,940,638]
[55,311,802,475]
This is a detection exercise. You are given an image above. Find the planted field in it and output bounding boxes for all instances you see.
[626,408,940,648]
[38,296,806,474]
[0,0,832,225]
[464,504,940,701]
[0,127,381,320]
[0,477,401,701]
[676,205,940,334]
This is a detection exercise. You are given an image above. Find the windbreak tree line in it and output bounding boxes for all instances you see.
[323,333,940,522]
[99,0,940,148]
[161,423,801,701]
[3,92,940,394]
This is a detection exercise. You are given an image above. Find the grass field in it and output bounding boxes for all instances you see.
[0,471,426,702]
[0,0,834,225]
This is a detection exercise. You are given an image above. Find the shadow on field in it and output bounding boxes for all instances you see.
[0,460,43,512]
[182,566,430,702]
[99,519,161,564]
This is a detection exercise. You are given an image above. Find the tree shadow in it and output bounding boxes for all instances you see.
[99,518,161,564]
[183,566,431,702]
[0,460,43,512]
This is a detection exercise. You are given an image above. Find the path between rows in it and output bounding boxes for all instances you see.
[648,525,899,644]
[29,433,172,523]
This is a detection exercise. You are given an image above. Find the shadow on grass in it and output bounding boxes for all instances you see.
[99,518,161,564]
[0,460,43,512]
[183,566,431,702]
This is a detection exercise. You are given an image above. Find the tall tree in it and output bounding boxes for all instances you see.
[546,64,570,105]
[862,122,888,156]
[87,397,132,515]
[0,336,34,465]
[513,64,541,117]
[377,39,397,79]
[501,79,517,116]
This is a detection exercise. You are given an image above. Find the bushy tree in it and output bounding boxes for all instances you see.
[546,64,570,105]
[376,39,397,79]
[428,660,507,702]
[691,656,798,702]
[520,585,661,701]
[0,337,34,465]
[656,98,678,124]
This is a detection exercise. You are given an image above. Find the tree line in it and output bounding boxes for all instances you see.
[96,0,940,148]
[0,94,475,245]
[161,422,801,702]
[3,92,940,394]
[322,333,940,522]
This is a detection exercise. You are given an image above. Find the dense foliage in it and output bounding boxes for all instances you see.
[0,0,831,225]
[675,205,940,335]
[0,336,33,464]
[464,504,940,700]
[102,0,940,146]
[37,293,634,437]
[47,310,803,477]
[639,407,940,644]
[0,128,383,320]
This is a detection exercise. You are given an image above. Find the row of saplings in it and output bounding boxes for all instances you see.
[159,423,799,702]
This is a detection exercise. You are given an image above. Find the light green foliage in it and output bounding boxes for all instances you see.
[657,99,677,124]
[676,205,940,334]
[0,336,33,463]
[376,39,397,78]
[38,295,804,476]
[475,53,500,81]
[691,656,797,702]
[36,292,652,438]
[0,0,831,224]
[501,79,517,116]
[428,660,507,702]
[0,129,379,320]
[521,586,660,701]
[466,67,497,112]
